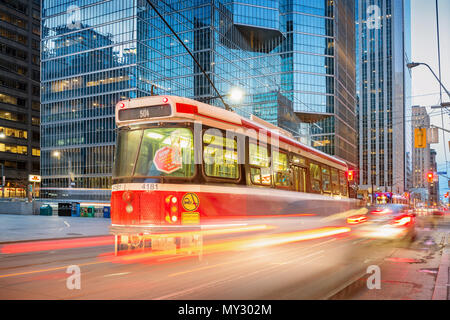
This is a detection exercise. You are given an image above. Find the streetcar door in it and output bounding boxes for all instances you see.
[293,166,306,192]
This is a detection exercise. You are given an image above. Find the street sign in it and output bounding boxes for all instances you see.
[427,127,439,144]
[28,175,41,183]
[414,128,426,148]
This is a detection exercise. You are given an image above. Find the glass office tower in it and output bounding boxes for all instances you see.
[356,0,412,195]
[41,0,357,200]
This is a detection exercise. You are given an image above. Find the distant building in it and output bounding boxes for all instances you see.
[40,0,356,201]
[0,0,40,198]
[429,148,439,205]
[355,0,412,195]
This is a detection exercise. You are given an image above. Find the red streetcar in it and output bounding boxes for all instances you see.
[111,96,359,253]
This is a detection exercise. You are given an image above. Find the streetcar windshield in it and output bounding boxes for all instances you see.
[114,127,195,178]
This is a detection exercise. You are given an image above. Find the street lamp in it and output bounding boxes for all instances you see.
[228,87,244,103]
[406,62,450,100]
[198,87,245,109]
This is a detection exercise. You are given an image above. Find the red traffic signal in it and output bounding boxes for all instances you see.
[427,172,434,183]
[347,170,354,181]
[445,192,449,198]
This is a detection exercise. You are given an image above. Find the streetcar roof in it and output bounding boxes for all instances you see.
[115,95,348,169]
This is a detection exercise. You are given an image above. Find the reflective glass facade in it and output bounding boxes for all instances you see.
[41,0,356,200]
[356,0,411,194]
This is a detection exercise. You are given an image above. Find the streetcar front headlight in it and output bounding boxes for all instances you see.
[126,204,133,213]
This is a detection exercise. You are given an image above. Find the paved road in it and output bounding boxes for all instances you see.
[344,217,450,300]
[0,215,448,300]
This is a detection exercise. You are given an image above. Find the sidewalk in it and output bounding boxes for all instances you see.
[432,234,450,300]
[0,214,111,243]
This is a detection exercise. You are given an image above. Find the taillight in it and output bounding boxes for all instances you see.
[347,215,368,225]
[370,208,391,215]
[391,215,413,227]
[165,195,179,224]
[122,191,134,202]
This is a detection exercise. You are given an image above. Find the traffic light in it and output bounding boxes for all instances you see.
[427,172,434,183]
[444,192,449,198]
[347,170,354,181]
[414,128,427,148]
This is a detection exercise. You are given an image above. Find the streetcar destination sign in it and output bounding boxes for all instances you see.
[118,104,171,121]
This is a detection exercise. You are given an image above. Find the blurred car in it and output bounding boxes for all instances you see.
[348,204,416,242]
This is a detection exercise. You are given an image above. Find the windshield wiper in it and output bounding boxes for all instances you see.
[130,130,144,177]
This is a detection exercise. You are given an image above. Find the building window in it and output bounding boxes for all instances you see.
[0,143,27,155]
[0,126,27,139]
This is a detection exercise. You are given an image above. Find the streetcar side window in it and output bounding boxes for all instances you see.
[331,168,340,194]
[321,166,331,193]
[272,150,290,188]
[249,142,271,186]
[309,162,321,193]
[339,171,348,196]
[203,131,239,179]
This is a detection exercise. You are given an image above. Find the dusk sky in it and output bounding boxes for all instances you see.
[410,0,449,196]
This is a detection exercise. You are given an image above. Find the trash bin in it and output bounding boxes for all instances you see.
[80,207,88,217]
[103,206,110,218]
[40,205,52,216]
[87,205,95,217]
[58,202,72,216]
[71,202,80,217]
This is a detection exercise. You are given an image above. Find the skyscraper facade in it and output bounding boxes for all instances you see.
[355,0,412,195]
[411,106,430,189]
[0,0,41,198]
[41,0,356,200]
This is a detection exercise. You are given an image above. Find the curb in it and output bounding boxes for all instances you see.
[432,246,449,300]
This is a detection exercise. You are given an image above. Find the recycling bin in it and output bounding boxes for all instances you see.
[40,205,52,216]
[103,206,110,218]
[71,202,80,217]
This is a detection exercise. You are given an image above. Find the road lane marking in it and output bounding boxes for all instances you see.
[103,272,131,277]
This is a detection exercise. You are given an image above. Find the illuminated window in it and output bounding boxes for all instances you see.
[321,167,331,193]
[310,163,321,192]
[272,150,290,188]
[0,143,27,155]
[203,131,239,179]
[331,169,339,194]
[249,143,271,186]
[339,171,348,196]
[32,148,40,156]
[0,126,27,139]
